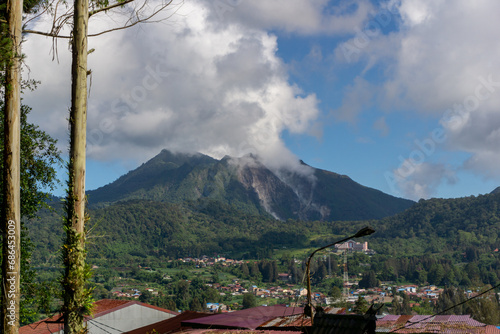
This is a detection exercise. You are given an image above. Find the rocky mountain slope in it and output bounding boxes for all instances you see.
[87,149,414,221]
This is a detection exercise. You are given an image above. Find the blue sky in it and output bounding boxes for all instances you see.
[24,0,500,200]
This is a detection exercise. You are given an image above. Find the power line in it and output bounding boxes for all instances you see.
[389,283,500,333]
[87,318,125,333]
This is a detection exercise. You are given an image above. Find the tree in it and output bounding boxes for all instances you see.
[358,271,378,289]
[329,286,342,301]
[242,293,257,309]
[139,290,153,303]
[435,286,500,325]
[60,0,90,330]
[465,293,500,325]
[1,0,23,330]
[189,297,203,312]
[400,293,411,315]
[1,0,51,327]
[312,260,328,283]
[427,263,445,285]
[353,296,369,315]
[391,295,402,315]
[23,1,178,332]
[1,100,60,329]
[435,287,466,315]
[210,265,219,283]
[250,261,261,280]
[240,262,249,277]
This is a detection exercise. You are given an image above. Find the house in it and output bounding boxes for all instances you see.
[335,240,368,252]
[20,299,178,334]
[206,303,220,312]
[206,303,229,312]
[278,273,292,282]
[298,288,308,297]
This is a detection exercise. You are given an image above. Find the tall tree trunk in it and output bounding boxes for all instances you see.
[2,0,23,331]
[62,0,89,331]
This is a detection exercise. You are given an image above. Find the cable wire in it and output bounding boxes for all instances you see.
[388,282,500,333]
[87,318,125,333]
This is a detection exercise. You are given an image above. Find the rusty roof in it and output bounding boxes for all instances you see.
[376,315,500,333]
[259,307,345,329]
[123,311,213,334]
[182,305,305,330]
[176,329,300,334]
[89,299,178,318]
[19,314,64,334]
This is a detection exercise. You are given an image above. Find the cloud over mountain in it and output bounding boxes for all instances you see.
[23,0,325,175]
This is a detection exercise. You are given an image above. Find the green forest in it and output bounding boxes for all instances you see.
[29,192,500,288]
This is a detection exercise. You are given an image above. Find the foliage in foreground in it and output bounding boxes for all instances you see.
[0,101,61,324]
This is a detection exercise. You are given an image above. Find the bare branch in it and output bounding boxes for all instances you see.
[88,0,181,37]
[23,6,49,27]
[22,29,71,38]
[88,0,136,18]
[23,0,182,40]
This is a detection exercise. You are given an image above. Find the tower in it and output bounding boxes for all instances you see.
[343,249,349,301]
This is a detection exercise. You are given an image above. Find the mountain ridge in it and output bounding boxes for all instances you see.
[87,149,415,221]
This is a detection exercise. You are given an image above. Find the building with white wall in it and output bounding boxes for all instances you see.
[20,299,178,334]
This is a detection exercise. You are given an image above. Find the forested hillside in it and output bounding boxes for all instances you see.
[29,198,317,265]
[325,193,500,286]
[86,149,414,221]
[346,193,500,256]
[30,193,500,278]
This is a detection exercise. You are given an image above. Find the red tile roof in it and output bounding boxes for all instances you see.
[19,314,64,334]
[89,299,178,319]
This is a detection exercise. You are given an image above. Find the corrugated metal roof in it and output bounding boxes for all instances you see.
[311,313,376,334]
[89,299,178,318]
[178,329,300,334]
[376,315,500,334]
[259,307,345,329]
[20,299,178,334]
[379,315,399,322]
[182,305,304,330]
[260,313,311,328]
[123,311,212,334]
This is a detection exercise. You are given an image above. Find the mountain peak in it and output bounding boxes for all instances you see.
[87,149,415,220]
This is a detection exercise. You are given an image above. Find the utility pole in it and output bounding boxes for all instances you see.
[343,250,349,301]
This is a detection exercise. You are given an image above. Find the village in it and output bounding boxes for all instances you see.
[105,240,457,314]
[110,275,450,312]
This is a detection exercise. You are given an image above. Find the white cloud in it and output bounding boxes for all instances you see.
[207,0,373,35]
[334,0,500,194]
[23,0,321,176]
[390,161,458,200]
[394,0,439,26]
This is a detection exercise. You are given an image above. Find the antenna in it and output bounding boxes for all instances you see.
[343,249,349,301]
